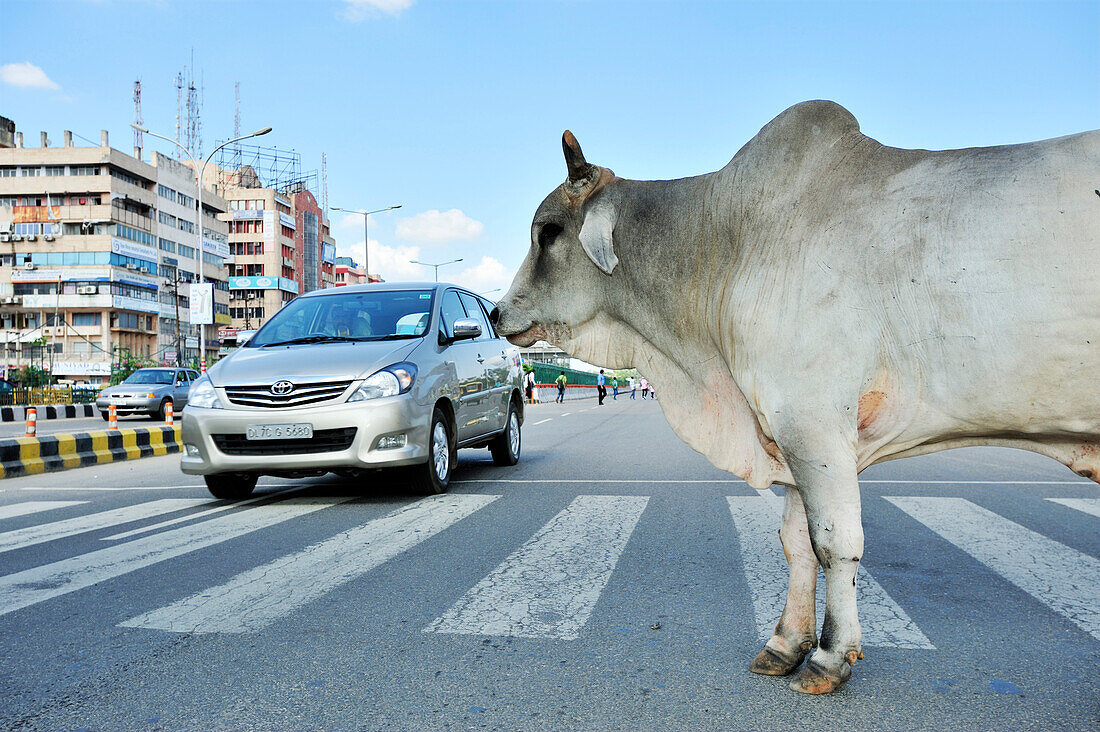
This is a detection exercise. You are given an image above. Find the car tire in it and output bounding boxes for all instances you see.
[489,401,521,466]
[154,399,172,421]
[408,408,453,495]
[204,473,258,500]
[100,411,109,421]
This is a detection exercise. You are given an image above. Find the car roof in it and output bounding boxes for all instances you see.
[296,282,489,299]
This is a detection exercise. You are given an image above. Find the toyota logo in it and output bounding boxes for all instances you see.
[270,380,295,395]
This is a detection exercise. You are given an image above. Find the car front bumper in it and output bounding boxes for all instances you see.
[179,395,431,476]
[96,396,160,414]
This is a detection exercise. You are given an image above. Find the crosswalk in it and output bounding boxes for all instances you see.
[0,490,1096,650]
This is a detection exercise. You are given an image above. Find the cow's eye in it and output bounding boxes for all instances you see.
[538,223,563,248]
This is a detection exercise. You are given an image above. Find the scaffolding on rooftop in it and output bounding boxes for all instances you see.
[214,140,318,196]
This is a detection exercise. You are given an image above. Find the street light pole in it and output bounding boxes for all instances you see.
[330,205,401,281]
[409,258,463,282]
[133,124,271,371]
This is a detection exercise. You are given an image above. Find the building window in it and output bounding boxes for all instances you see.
[72,312,102,326]
[0,167,16,178]
[177,244,195,259]
[158,237,177,253]
[114,224,156,247]
[21,167,41,177]
[70,165,100,176]
[45,166,65,177]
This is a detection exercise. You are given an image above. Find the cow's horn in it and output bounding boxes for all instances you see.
[563,130,594,183]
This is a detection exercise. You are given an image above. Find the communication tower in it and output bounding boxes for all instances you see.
[132,79,143,158]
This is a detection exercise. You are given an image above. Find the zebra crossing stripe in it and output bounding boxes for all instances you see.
[0,499,211,555]
[886,497,1100,642]
[121,494,500,634]
[0,498,347,618]
[726,494,934,649]
[425,495,648,640]
[1047,498,1100,519]
[0,501,88,521]
[101,488,301,541]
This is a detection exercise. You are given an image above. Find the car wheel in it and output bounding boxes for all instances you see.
[100,411,109,421]
[204,473,258,500]
[409,408,452,495]
[154,399,172,421]
[489,401,521,466]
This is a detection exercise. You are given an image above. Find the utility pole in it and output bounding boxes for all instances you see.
[172,271,182,367]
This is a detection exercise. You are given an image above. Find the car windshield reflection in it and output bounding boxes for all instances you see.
[248,289,434,347]
[123,370,175,385]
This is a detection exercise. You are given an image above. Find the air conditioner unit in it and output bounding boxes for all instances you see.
[43,234,55,242]
[11,234,23,242]
[1,297,18,305]
[0,234,9,242]
[22,262,35,270]
[139,266,150,274]
[25,234,37,242]
[77,286,97,295]
[125,263,139,270]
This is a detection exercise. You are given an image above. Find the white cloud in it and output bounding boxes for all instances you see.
[451,256,515,298]
[0,62,59,90]
[344,0,412,20]
[395,209,484,245]
[336,237,424,281]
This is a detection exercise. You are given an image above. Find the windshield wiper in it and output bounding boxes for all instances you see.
[260,335,368,347]
[364,334,419,341]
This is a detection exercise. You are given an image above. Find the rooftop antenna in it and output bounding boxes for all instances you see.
[322,153,329,223]
[234,81,241,139]
[132,79,143,159]
[175,71,184,158]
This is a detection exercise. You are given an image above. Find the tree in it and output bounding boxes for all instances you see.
[110,348,158,386]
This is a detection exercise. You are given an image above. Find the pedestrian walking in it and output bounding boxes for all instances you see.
[611,375,619,400]
[597,369,607,405]
[524,370,536,404]
[629,376,637,400]
[640,377,649,399]
[555,371,567,403]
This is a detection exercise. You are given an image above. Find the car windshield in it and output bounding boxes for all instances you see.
[124,370,175,385]
[248,289,435,347]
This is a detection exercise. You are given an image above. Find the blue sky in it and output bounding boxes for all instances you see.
[3,0,1097,294]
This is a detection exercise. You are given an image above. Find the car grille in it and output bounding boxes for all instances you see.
[222,380,353,408]
[212,427,358,456]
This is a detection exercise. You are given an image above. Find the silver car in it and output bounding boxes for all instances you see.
[96,367,198,420]
[181,282,524,499]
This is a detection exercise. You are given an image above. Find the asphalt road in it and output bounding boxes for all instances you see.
[0,413,163,439]
[0,396,1096,730]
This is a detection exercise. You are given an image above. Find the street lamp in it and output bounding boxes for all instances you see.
[133,123,272,371]
[330,205,401,281]
[409,258,463,282]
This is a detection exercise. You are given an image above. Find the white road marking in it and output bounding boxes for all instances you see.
[122,494,500,634]
[426,495,648,640]
[1047,497,1100,519]
[0,497,348,618]
[561,412,572,416]
[0,501,87,521]
[0,499,211,555]
[102,487,301,541]
[887,497,1100,642]
[726,494,933,649]
[533,419,552,425]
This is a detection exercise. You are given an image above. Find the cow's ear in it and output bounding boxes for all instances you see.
[578,201,618,275]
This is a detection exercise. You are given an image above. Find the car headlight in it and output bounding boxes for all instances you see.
[348,363,417,402]
[187,376,223,409]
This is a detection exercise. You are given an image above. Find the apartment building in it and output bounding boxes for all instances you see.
[333,256,365,286]
[222,180,337,332]
[0,124,230,383]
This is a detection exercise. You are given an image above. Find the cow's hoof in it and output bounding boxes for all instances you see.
[789,658,851,694]
[749,646,805,676]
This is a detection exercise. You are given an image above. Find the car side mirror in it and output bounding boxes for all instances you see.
[451,318,482,341]
[237,329,257,346]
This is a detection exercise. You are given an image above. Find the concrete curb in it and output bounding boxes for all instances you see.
[0,425,181,479]
[0,404,97,422]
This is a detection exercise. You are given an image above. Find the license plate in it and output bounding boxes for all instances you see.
[246,423,313,440]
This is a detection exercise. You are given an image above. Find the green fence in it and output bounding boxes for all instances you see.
[530,362,599,386]
[0,386,101,407]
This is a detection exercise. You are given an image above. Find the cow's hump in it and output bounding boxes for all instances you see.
[729,100,864,171]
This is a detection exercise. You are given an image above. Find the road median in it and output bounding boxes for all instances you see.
[0,426,181,479]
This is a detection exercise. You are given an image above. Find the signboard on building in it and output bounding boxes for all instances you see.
[263,211,276,254]
[218,327,238,340]
[231,209,264,220]
[228,276,299,293]
[11,268,111,283]
[203,237,231,259]
[189,282,214,325]
[50,361,111,376]
[322,242,336,265]
[279,212,296,229]
[185,337,199,348]
[111,237,158,263]
[113,295,161,314]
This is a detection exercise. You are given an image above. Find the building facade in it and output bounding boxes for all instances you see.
[0,124,230,384]
[333,256,365,286]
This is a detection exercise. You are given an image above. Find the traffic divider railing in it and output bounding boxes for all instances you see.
[0,425,183,479]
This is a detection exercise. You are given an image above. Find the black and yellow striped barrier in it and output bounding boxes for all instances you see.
[0,426,182,479]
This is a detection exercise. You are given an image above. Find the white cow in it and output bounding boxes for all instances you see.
[491,101,1100,693]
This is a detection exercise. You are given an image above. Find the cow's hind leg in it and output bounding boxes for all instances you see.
[782,442,864,694]
[750,487,819,676]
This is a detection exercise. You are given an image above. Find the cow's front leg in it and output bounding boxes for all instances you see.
[783,443,864,694]
[750,487,819,676]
